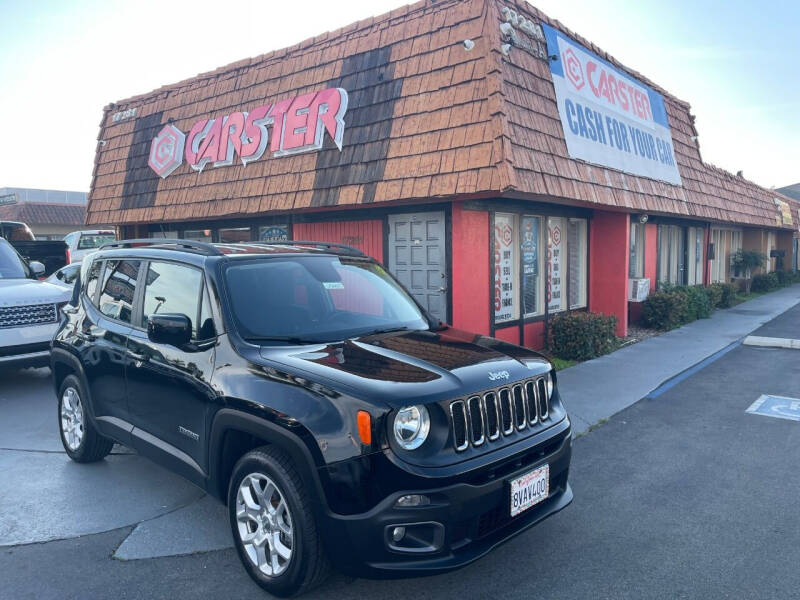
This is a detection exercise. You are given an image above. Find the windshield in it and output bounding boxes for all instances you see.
[77,233,116,250]
[0,239,29,279]
[224,256,429,343]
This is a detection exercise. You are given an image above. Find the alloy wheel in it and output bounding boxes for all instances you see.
[235,472,294,576]
[60,387,84,451]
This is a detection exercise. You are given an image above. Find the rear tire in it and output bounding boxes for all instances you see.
[58,374,114,462]
[228,446,331,597]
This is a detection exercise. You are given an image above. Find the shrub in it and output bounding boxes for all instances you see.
[642,290,689,330]
[704,284,723,309]
[774,270,800,285]
[675,285,712,320]
[751,272,779,293]
[711,282,737,308]
[549,312,618,361]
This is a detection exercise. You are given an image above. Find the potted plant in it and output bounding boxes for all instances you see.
[731,249,766,294]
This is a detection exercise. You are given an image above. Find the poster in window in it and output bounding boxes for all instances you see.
[494,214,516,322]
[521,216,540,316]
[547,218,563,312]
[259,225,289,242]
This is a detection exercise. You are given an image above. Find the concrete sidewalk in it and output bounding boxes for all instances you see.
[559,283,800,434]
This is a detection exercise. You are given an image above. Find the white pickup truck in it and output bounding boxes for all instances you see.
[0,238,72,368]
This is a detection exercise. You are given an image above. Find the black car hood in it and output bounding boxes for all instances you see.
[258,327,551,408]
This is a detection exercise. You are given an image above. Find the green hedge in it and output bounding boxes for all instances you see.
[751,273,780,292]
[676,285,712,320]
[549,312,618,361]
[710,282,737,308]
[642,290,689,330]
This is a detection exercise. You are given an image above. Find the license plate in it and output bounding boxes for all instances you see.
[509,464,549,517]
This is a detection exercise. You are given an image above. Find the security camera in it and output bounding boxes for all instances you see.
[463,39,475,51]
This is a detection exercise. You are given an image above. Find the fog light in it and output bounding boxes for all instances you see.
[392,526,406,542]
[395,494,431,508]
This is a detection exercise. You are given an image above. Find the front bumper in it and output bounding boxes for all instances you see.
[0,323,58,368]
[319,420,572,578]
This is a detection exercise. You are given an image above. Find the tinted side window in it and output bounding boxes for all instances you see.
[141,262,203,339]
[198,286,216,340]
[98,260,141,323]
[85,259,103,303]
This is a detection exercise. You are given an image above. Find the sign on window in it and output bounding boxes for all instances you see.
[494,214,517,323]
[547,217,564,312]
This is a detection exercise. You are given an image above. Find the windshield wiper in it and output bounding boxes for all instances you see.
[359,326,415,337]
[245,336,325,345]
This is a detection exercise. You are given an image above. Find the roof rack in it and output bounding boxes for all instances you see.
[248,241,365,256]
[99,238,224,256]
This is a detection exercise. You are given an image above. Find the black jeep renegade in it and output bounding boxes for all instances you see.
[52,239,573,596]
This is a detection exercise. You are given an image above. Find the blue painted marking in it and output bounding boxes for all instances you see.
[646,339,743,399]
[746,395,800,422]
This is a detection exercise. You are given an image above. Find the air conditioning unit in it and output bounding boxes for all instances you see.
[628,278,650,302]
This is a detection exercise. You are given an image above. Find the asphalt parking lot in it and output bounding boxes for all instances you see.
[1,307,799,599]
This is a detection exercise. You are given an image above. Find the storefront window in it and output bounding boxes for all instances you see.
[521,216,542,317]
[493,212,587,325]
[686,227,704,285]
[184,229,212,242]
[567,218,587,309]
[629,221,645,278]
[219,227,252,243]
[710,228,742,283]
[657,224,686,286]
[151,230,178,239]
[493,213,519,323]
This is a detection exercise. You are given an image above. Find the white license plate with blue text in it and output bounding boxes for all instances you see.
[509,464,549,517]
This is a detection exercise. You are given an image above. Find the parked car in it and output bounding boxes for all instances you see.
[0,220,35,241]
[45,263,81,290]
[1,220,68,277]
[51,239,572,597]
[63,229,116,264]
[0,238,72,368]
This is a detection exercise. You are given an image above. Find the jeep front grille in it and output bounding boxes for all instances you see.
[0,303,57,329]
[450,376,551,451]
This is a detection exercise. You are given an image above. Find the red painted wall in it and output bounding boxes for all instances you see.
[644,222,658,291]
[493,326,519,344]
[589,211,629,337]
[523,321,546,350]
[451,203,490,333]
[293,220,383,261]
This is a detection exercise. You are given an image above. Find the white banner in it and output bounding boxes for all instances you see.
[543,24,682,186]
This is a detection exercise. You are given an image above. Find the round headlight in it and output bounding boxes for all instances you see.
[393,405,430,450]
[546,372,554,398]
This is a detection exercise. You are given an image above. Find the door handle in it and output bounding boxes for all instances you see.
[127,350,149,363]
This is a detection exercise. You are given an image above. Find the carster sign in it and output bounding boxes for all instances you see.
[148,87,348,178]
[542,24,682,186]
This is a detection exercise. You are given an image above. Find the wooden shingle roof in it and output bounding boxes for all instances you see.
[86,0,793,230]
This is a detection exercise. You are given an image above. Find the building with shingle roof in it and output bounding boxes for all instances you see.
[85,0,797,347]
[0,187,88,239]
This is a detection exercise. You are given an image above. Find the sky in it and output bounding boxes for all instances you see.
[0,0,797,193]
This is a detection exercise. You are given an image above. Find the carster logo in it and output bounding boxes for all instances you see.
[488,370,510,381]
[562,47,585,91]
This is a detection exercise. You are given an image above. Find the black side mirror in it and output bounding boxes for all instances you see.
[147,313,191,347]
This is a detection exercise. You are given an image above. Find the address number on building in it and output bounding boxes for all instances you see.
[509,464,549,517]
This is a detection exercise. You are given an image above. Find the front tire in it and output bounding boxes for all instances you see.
[228,446,330,597]
[58,374,114,462]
